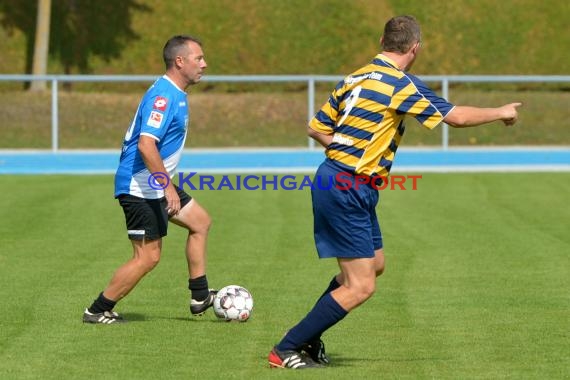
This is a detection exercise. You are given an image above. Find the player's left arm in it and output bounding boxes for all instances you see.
[307,127,333,148]
[307,87,341,147]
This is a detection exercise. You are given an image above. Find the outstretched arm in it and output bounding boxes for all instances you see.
[444,102,522,128]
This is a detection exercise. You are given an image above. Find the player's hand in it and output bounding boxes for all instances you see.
[501,102,522,126]
[164,184,181,216]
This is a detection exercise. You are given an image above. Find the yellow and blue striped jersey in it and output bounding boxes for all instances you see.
[309,54,454,177]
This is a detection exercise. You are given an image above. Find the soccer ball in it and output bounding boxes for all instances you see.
[213,285,254,322]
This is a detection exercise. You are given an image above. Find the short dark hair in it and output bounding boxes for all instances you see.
[381,15,421,54]
[163,35,202,69]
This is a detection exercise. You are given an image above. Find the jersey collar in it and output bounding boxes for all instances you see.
[375,54,401,70]
[162,74,186,93]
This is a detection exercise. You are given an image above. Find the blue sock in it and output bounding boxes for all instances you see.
[276,293,348,352]
[309,276,341,341]
[318,276,341,300]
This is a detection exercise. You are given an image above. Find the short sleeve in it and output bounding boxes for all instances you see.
[392,74,455,130]
[309,80,346,134]
[140,95,175,141]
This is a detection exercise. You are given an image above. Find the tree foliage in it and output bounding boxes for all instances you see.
[0,0,150,74]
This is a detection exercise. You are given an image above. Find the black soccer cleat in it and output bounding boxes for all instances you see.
[301,339,330,365]
[82,308,127,324]
[190,289,217,316]
[268,346,323,369]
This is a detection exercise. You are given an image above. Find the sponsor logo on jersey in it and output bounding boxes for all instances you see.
[153,96,168,111]
[179,101,186,107]
[147,111,164,128]
[332,133,354,146]
[345,72,383,85]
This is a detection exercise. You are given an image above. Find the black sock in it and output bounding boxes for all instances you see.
[88,292,117,314]
[188,275,209,301]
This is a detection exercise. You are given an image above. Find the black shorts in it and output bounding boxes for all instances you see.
[118,187,192,241]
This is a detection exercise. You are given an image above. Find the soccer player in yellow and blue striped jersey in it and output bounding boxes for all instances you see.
[311,53,455,177]
[269,15,522,369]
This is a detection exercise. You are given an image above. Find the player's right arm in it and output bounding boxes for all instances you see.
[402,75,522,129]
[138,90,180,215]
[444,103,522,128]
[138,136,180,215]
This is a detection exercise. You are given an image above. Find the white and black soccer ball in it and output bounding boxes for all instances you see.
[213,285,254,322]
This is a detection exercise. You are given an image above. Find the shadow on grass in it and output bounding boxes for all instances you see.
[259,354,453,368]
[332,355,453,366]
[257,354,376,368]
[128,314,237,323]
[118,312,146,322]
[114,310,257,323]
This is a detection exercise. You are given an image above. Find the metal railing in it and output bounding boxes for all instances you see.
[1,74,569,152]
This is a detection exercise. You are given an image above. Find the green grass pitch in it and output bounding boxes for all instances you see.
[0,173,568,379]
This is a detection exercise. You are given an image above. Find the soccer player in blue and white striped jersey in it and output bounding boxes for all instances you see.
[269,15,521,369]
[84,35,217,324]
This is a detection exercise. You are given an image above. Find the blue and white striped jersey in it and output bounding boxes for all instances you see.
[115,75,189,198]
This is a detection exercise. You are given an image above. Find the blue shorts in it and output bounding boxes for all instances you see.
[311,159,383,259]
